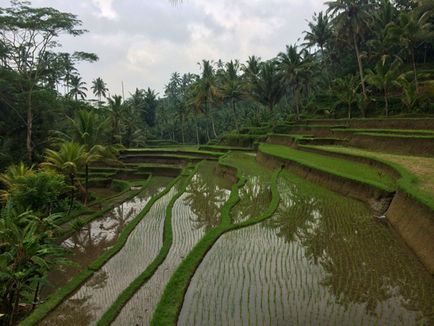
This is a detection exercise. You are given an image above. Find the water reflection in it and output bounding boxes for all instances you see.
[264,171,434,323]
[184,162,231,231]
[42,177,171,297]
[179,170,434,325]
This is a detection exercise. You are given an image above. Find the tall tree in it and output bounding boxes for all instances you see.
[91,77,108,103]
[0,1,97,162]
[327,0,369,100]
[68,75,87,101]
[365,57,401,116]
[303,11,332,59]
[220,60,243,130]
[250,60,286,115]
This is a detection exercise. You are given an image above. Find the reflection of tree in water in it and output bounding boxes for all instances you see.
[183,164,229,231]
[86,270,108,290]
[233,175,272,223]
[264,174,434,322]
[41,295,95,326]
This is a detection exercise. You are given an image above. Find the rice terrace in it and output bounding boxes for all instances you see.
[0,0,433,325]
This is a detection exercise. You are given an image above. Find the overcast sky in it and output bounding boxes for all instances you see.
[30,0,327,98]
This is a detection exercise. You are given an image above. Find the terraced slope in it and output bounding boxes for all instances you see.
[111,162,231,325]
[306,145,434,198]
[39,179,178,325]
[259,144,395,191]
[179,171,434,325]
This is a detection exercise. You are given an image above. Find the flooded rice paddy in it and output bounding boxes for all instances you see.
[113,162,231,325]
[179,170,434,326]
[40,177,174,325]
[42,177,172,298]
[224,153,273,223]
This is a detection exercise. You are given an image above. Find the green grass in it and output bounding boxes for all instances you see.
[259,143,395,192]
[95,166,197,326]
[122,148,224,157]
[199,145,254,152]
[332,128,434,135]
[301,145,434,213]
[19,174,182,326]
[150,155,281,326]
[354,132,434,139]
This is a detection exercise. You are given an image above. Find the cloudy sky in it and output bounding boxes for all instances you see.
[31,0,327,98]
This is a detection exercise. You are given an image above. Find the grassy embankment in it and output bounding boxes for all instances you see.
[301,145,434,212]
[150,153,281,326]
[19,170,189,326]
[259,143,395,192]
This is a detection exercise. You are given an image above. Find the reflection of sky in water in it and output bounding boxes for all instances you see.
[180,172,434,326]
[62,196,148,253]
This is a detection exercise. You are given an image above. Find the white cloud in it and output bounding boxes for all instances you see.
[91,0,117,20]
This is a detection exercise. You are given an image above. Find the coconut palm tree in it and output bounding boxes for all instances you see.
[386,10,433,90]
[107,95,124,144]
[332,74,359,119]
[365,57,401,116]
[220,60,244,130]
[40,142,88,212]
[303,11,332,59]
[278,45,315,119]
[190,60,220,139]
[91,77,109,104]
[68,75,88,101]
[250,60,286,115]
[327,0,370,100]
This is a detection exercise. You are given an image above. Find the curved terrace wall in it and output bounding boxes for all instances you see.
[387,191,434,273]
[256,150,394,214]
[266,145,434,274]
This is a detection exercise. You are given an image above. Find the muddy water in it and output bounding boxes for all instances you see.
[42,177,172,298]
[39,177,175,326]
[113,162,231,325]
[179,170,434,326]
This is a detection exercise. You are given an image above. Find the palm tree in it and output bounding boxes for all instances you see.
[91,77,109,104]
[220,60,244,130]
[0,162,34,203]
[250,60,286,115]
[190,60,220,139]
[68,75,88,101]
[327,0,369,100]
[387,10,433,90]
[278,45,315,119]
[332,74,359,119]
[365,57,401,116]
[107,95,124,144]
[397,76,420,111]
[303,11,332,60]
[40,142,87,212]
[0,210,66,325]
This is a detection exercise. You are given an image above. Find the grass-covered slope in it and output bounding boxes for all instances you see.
[302,145,434,212]
[259,143,395,192]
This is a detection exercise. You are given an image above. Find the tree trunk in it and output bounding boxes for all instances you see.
[9,288,20,326]
[67,175,75,215]
[26,91,33,163]
[210,114,217,138]
[32,282,40,310]
[195,118,200,145]
[353,33,367,99]
[231,100,238,130]
[295,91,300,120]
[181,115,185,144]
[384,89,389,117]
[411,51,418,92]
[85,164,89,206]
[348,102,352,119]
